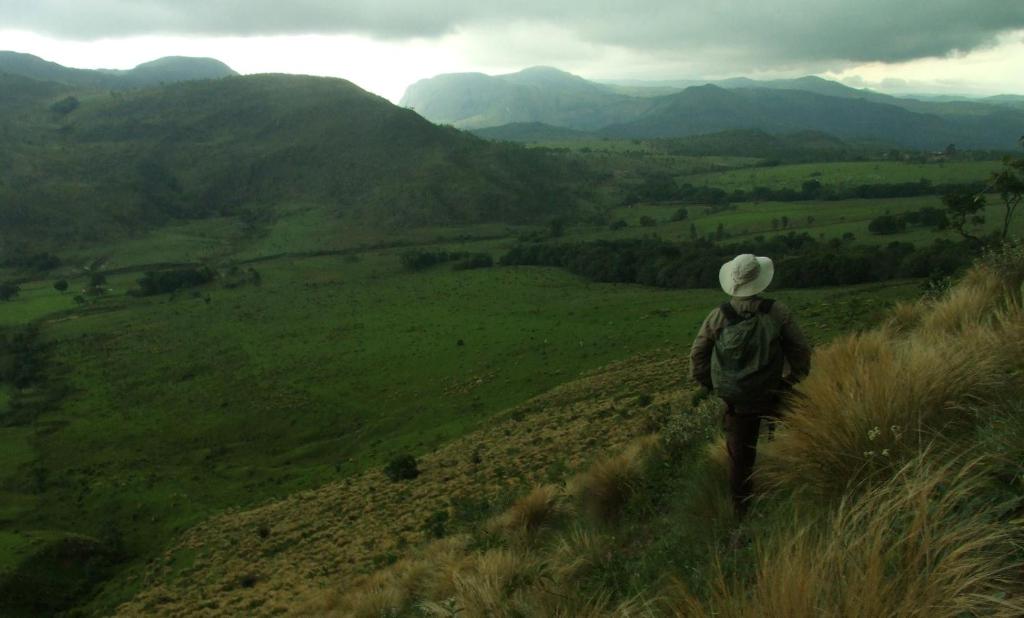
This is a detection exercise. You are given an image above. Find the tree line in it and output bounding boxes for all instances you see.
[499,234,971,290]
[625,173,988,207]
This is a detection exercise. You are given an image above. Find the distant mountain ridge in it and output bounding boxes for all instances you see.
[0,51,237,89]
[402,67,1024,150]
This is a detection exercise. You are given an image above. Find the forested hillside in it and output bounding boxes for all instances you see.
[0,73,587,255]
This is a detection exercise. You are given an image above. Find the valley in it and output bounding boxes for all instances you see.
[0,53,1021,616]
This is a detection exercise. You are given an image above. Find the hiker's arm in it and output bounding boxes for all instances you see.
[774,303,812,383]
[689,312,718,389]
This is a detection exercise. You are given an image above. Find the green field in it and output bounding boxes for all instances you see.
[567,194,1018,248]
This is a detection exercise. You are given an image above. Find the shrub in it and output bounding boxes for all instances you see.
[50,96,79,115]
[400,250,469,271]
[451,253,493,270]
[384,454,420,482]
[670,207,689,222]
[867,214,907,235]
[135,266,215,296]
[0,282,19,301]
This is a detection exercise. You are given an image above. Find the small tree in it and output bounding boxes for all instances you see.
[86,272,108,297]
[943,188,986,244]
[54,279,69,294]
[868,215,907,235]
[639,215,657,227]
[991,155,1023,241]
[942,149,1022,243]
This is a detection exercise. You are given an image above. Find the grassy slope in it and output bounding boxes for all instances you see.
[305,246,1024,617]
[109,276,918,616]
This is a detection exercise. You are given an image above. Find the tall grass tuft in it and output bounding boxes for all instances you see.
[569,436,660,524]
[488,484,566,538]
[760,261,1024,498]
[674,454,1024,617]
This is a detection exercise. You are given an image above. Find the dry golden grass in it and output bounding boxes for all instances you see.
[673,454,1024,618]
[569,435,661,524]
[549,525,610,583]
[760,264,1024,498]
[319,434,679,617]
[918,265,1019,335]
[116,351,692,616]
[881,298,926,336]
[487,483,567,538]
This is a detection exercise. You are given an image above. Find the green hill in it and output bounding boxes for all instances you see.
[0,73,585,256]
[400,66,653,130]
[0,51,237,90]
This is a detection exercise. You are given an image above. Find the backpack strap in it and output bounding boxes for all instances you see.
[719,302,744,325]
[759,298,775,314]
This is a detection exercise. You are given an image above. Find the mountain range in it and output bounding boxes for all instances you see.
[401,67,1024,150]
[0,51,237,89]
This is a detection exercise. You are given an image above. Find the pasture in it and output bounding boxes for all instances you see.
[587,194,1021,246]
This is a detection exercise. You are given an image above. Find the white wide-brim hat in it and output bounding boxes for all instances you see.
[719,254,774,297]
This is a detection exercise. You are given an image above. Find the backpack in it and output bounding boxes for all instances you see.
[710,299,784,403]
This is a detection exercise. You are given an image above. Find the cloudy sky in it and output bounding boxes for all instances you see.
[2,1,1023,102]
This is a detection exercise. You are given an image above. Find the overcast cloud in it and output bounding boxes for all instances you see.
[3,1,1023,68]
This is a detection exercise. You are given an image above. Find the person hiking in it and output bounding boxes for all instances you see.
[689,254,811,518]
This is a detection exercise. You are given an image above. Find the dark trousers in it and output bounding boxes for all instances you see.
[724,400,779,518]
